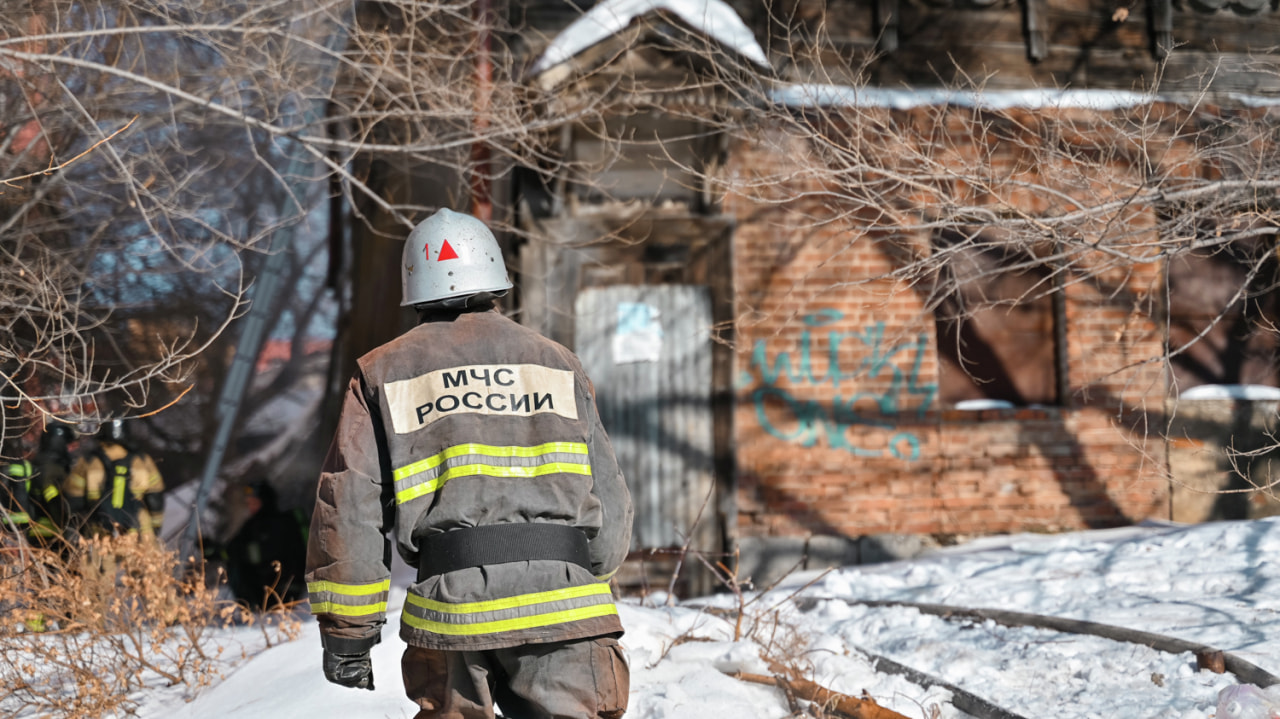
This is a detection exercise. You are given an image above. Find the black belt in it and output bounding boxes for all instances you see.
[417,523,592,581]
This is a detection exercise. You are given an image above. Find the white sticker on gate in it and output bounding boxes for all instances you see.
[384,364,578,433]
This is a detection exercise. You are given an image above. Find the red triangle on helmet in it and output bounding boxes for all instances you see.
[437,240,460,261]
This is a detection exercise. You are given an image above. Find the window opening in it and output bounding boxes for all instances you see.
[933,227,1061,407]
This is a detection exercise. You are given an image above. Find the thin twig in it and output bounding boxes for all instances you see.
[1,116,136,188]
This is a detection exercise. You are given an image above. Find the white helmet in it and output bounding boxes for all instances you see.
[401,208,512,307]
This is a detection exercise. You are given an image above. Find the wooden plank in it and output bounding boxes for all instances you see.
[797,0,1280,47]
[862,35,1279,94]
[1162,11,1280,51]
[894,7,1028,45]
[794,1,1278,87]
[1159,54,1280,95]
[870,42,1101,89]
[1040,9,1156,49]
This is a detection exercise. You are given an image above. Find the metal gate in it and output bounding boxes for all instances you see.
[573,285,715,551]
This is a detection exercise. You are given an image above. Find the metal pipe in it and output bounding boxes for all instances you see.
[471,0,493,222]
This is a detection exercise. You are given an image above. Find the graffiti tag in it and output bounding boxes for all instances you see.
[737,309,937,460]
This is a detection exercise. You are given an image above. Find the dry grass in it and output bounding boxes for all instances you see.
[0,530,298,718]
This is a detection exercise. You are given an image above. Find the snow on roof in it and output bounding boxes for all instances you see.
[767,84,1280,110]
[530,0,770,77]
[527,1,1280,110]
[954,399,1016,411]
[1178,384,1280,401]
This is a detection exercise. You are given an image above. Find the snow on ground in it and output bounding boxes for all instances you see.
[126,517,1280,719]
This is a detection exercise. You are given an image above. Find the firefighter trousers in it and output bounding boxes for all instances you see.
[402,635,629,719]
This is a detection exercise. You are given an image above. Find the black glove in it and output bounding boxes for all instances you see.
[323,649,375,691]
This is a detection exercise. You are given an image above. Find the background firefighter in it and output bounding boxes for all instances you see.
[1,443,39,543]
[222,479,308,607]
[0,425,73,546]
[305,208,634,719]
[30,424,75,543]
[64,419,166,538]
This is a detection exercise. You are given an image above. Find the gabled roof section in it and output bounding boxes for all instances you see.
[529,0,770,80]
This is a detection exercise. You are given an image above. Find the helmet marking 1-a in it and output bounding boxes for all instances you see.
[401,208,512,307]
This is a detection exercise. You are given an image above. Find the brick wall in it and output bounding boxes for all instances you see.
[724,112,1173,542]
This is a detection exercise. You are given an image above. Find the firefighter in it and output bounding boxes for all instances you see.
[1,438,39,544]
[224,479,308,607]
[30,424,74,543]
[1,426,71,546]
[306,208,633,718]
[1,431,66,634]
[64,419,166,538]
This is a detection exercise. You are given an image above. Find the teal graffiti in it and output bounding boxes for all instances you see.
[737,310,937,460]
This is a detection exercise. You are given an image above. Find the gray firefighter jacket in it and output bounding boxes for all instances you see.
[306,309,633,654]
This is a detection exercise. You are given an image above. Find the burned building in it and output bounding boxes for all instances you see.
[333,0,1280,591]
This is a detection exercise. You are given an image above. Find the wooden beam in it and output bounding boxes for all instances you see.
[1023,0,1048,61]
[1148,0,1173,59]
[875,0,899,54]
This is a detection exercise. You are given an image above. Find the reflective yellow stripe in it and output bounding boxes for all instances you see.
[309,600,388,617]
[111,475,127,508]
[5,512,31,525]
[307,579,391,596]
[396,462,592,504]
[29,519,58,537]
[308,579,391,617]
[403,602,618,636]
[407,583,613,614]
[393,442,588,481]
[7,461,32,478]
